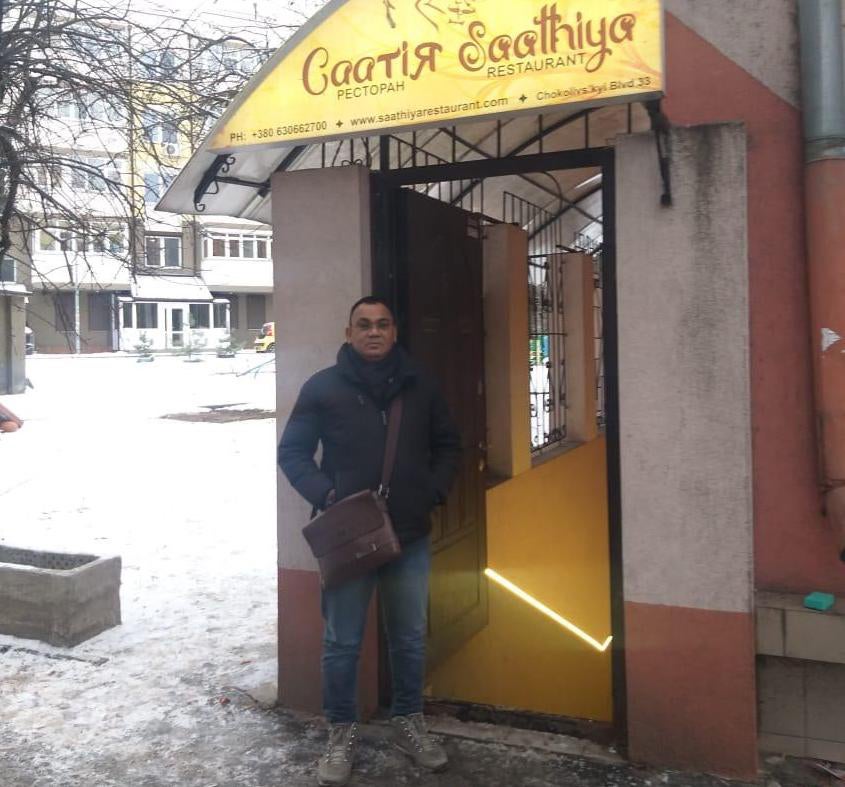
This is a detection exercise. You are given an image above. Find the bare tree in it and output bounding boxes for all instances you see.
[0,0,295,345]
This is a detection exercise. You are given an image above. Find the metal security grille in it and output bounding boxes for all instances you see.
[593,252,606,429]
[528,253,567,452]
[502,191,568,453]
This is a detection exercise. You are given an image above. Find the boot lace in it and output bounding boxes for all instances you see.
[326,723,357,765]
[398,713,437,752]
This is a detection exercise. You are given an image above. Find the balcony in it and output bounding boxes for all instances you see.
[199,257,272,291]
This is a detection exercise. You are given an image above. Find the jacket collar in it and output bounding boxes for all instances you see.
[335,343,418,389]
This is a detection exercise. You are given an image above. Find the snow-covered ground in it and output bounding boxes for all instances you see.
[0,352,283,785]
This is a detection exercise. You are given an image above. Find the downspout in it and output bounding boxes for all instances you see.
[799,0,845,561]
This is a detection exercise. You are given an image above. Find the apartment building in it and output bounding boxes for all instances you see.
[7,4,283,357]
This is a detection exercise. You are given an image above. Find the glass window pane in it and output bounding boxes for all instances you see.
[0,257,15,282]
[212,238,225,257]
[228,239,240,257]
[242,239,255,258]
[40,230,58,251]
[122,303,133,328]
[137,303,158,329]
[213,303,228,328]
[145,236,161,266]
[163,237,180,267]
[256,239,267,258]
[144,173,160,203]
[189,303,210,329]
[88,293,110,331]
[228,294,239,328]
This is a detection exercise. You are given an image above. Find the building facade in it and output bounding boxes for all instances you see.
[2,4,282,361]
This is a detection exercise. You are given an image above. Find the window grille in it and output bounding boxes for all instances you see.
[528,254,567,452]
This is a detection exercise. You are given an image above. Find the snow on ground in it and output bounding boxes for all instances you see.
[0,352,283,785]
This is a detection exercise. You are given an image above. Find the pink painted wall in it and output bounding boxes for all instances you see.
[663,13,845,594]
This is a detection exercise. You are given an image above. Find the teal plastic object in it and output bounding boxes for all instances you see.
[804,592,835,611]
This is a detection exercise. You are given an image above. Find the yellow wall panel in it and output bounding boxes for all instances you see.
[427,436,611,721]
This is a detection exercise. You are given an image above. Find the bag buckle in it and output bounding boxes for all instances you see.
[355,542,379,560]
[377,484,390,499]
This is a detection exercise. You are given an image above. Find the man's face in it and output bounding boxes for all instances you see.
[346,302,397,362]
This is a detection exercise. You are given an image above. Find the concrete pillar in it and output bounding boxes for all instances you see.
[561,253,598,444]
[272,165,378,718]
[617,125,756,778]
[0,293,26,395]
[482,224,531,478]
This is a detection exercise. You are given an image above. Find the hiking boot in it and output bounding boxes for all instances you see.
[317,722,359,786]
[390,713,448,771]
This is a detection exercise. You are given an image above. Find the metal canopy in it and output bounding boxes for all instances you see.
[159,101,650,235]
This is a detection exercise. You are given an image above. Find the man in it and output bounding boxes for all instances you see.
[278,296,461,787]
[0,401,23,433]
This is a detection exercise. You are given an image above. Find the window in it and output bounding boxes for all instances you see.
[145,235,181,268]
[0,257,15,283]
[122,303,133,328]
[71,158,120,192]
[246,294,265,329]
[142,111,178,145]
[144,173,161,203]
[141,49,177,78]
[136,303,158,329]
[88,293,111,332]
[203,231,271,259]
[213,302,228,329]
[189,303,210,329]
[144,172,174,204]
[89,222,126,255]
[54,293,76,332]
[55,95,82,119]
[84,97,123,123]
[40,229,59,252]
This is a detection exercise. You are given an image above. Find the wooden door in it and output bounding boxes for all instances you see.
[397,188,488,671]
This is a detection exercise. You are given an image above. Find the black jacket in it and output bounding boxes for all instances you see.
[278,345,462,545]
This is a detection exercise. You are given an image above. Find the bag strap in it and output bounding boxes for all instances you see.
[378,396,403,498]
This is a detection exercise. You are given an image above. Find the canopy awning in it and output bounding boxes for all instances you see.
[130,275,213,302]
[158,0,662,223]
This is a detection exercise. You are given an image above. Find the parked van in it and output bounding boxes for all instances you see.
[254,322,275,353]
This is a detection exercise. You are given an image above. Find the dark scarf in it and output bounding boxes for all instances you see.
[340,343,403,407]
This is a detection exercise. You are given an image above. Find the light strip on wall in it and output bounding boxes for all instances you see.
[484,568,613,653]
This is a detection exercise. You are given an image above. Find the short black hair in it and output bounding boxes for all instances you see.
[348,296,395,324]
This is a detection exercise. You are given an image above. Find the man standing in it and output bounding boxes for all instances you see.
[278,296,461,787]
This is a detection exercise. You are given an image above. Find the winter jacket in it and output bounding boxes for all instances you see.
[278,345,462,545]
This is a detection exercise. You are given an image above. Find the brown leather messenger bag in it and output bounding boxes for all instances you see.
[302,396,403,589]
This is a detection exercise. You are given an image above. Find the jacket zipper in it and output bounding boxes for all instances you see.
[381,410,387,426]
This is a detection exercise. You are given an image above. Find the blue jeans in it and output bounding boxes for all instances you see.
[321,535,430,724]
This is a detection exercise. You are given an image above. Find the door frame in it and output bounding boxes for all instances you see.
[163,303,186,349]
[371,146,626,744]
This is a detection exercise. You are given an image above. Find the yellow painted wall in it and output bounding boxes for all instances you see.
[427,436,612,721]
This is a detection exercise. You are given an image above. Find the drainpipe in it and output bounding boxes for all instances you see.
[799,0,845,561]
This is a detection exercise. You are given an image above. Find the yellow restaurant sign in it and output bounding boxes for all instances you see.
[210,0,663,152]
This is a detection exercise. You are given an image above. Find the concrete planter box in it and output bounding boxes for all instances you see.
[0,546,121,647]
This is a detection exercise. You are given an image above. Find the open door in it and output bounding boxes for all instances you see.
[394,188,488,671]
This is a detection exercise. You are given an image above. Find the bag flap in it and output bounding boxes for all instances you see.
[302,491,388,557]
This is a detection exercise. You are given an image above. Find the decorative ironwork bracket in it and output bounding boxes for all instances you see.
[644,100,672,207]
[194,154,235,212]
